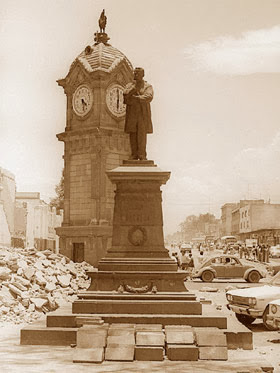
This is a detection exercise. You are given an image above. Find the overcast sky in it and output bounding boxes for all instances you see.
[1,0,280,234]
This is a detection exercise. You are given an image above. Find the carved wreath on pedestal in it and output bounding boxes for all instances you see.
[128,226,147,246]
[117,283,158,294]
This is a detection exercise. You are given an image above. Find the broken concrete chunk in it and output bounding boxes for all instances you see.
[34,271,47,286]
[45,282,56,292]
[30,297,48,310]
[17,259,28,270]
[23,267,35,280]
[57,274,72,287]
[0,267,12,280]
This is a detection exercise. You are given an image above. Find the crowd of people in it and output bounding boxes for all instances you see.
[224,243,270,263]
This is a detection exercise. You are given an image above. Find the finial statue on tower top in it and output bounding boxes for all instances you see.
[94,9,110,45]
[99,9,107,33]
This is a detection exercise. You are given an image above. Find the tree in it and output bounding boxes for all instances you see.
[50,170,64,213]
[180,213,217,238]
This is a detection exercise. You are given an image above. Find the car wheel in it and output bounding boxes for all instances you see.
[201,270,214,282]
[247,270,261,283]
[235,313,255,326]
[263,306,279,331]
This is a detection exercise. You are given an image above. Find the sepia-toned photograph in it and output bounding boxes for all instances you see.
[1,0,280,371]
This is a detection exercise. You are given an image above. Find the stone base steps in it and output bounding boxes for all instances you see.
[46,312,227,329]
[21,327,78,346]
[77,291,197,301]
[21,312,253,350]
[72,299,202,315]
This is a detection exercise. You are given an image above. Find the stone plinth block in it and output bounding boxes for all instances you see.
[86,271,189,293]
[195,328,227,347]
[73,348,104,363]
[199,346,228,360]
[136,324,163,332]
[72,299,201,315]
[105,345,135,361]
[76,316,104,327]
[165,325,192,331]
[76,327,107,348]
[165,329,194,344]
[20,327,77,346]
[136,331,165,346]
[107,334,135,346]
[135,346,164,361]
[109,323,135,329]
[78,291,196,301]
[166,345,199,361]
[108,328,135,336]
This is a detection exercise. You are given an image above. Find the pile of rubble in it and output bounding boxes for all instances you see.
[0,246,95,325]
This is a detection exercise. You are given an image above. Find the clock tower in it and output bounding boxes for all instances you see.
[56,17,133,266]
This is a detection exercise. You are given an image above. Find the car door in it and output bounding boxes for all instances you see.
[210,257,225,277]
[225,257,244,278]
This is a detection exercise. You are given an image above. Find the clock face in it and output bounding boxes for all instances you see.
[106,84,126,117]
[72,85,93,117]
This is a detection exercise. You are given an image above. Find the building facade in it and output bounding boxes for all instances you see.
[239,201,280,245]
[15,192,63,250]
[220,203,238,237]
[0,167,16,246]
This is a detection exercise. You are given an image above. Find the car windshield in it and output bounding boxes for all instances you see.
[268,271,280,286]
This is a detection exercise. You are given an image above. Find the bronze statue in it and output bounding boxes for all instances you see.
[99,9,107,33]
[123,68,153,160]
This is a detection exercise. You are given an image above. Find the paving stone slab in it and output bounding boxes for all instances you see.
[166,344,199,361]
[105,345,135,361]
[107,328,135,336]
[76,327,107,348]
[75,317,105,327]
[135,324,163,331]
[136,331,165,346]
[165,330,194,344]
[199,346,228,360]
[107,334,135,346]
[73,348,104,363]
[108,323,136,329]
[195,328,227,347]
[135,346,164,361]
[82,324,109,330]
[165,325,193,331]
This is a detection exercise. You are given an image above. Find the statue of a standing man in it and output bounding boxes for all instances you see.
[123,67,153,160]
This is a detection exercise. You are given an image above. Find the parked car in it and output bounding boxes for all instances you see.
[226,271,280,330]
[270,245,280,258]
[192,254,265,283]
[266,299,280,330]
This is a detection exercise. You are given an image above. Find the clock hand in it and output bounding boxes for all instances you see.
[117,89,119,110]
[81,98,87,111]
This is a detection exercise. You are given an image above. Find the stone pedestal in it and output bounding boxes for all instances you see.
[99,160,175,270]
[85,160,187,293]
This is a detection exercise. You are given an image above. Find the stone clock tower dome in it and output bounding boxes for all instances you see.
[56,15,133,266]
